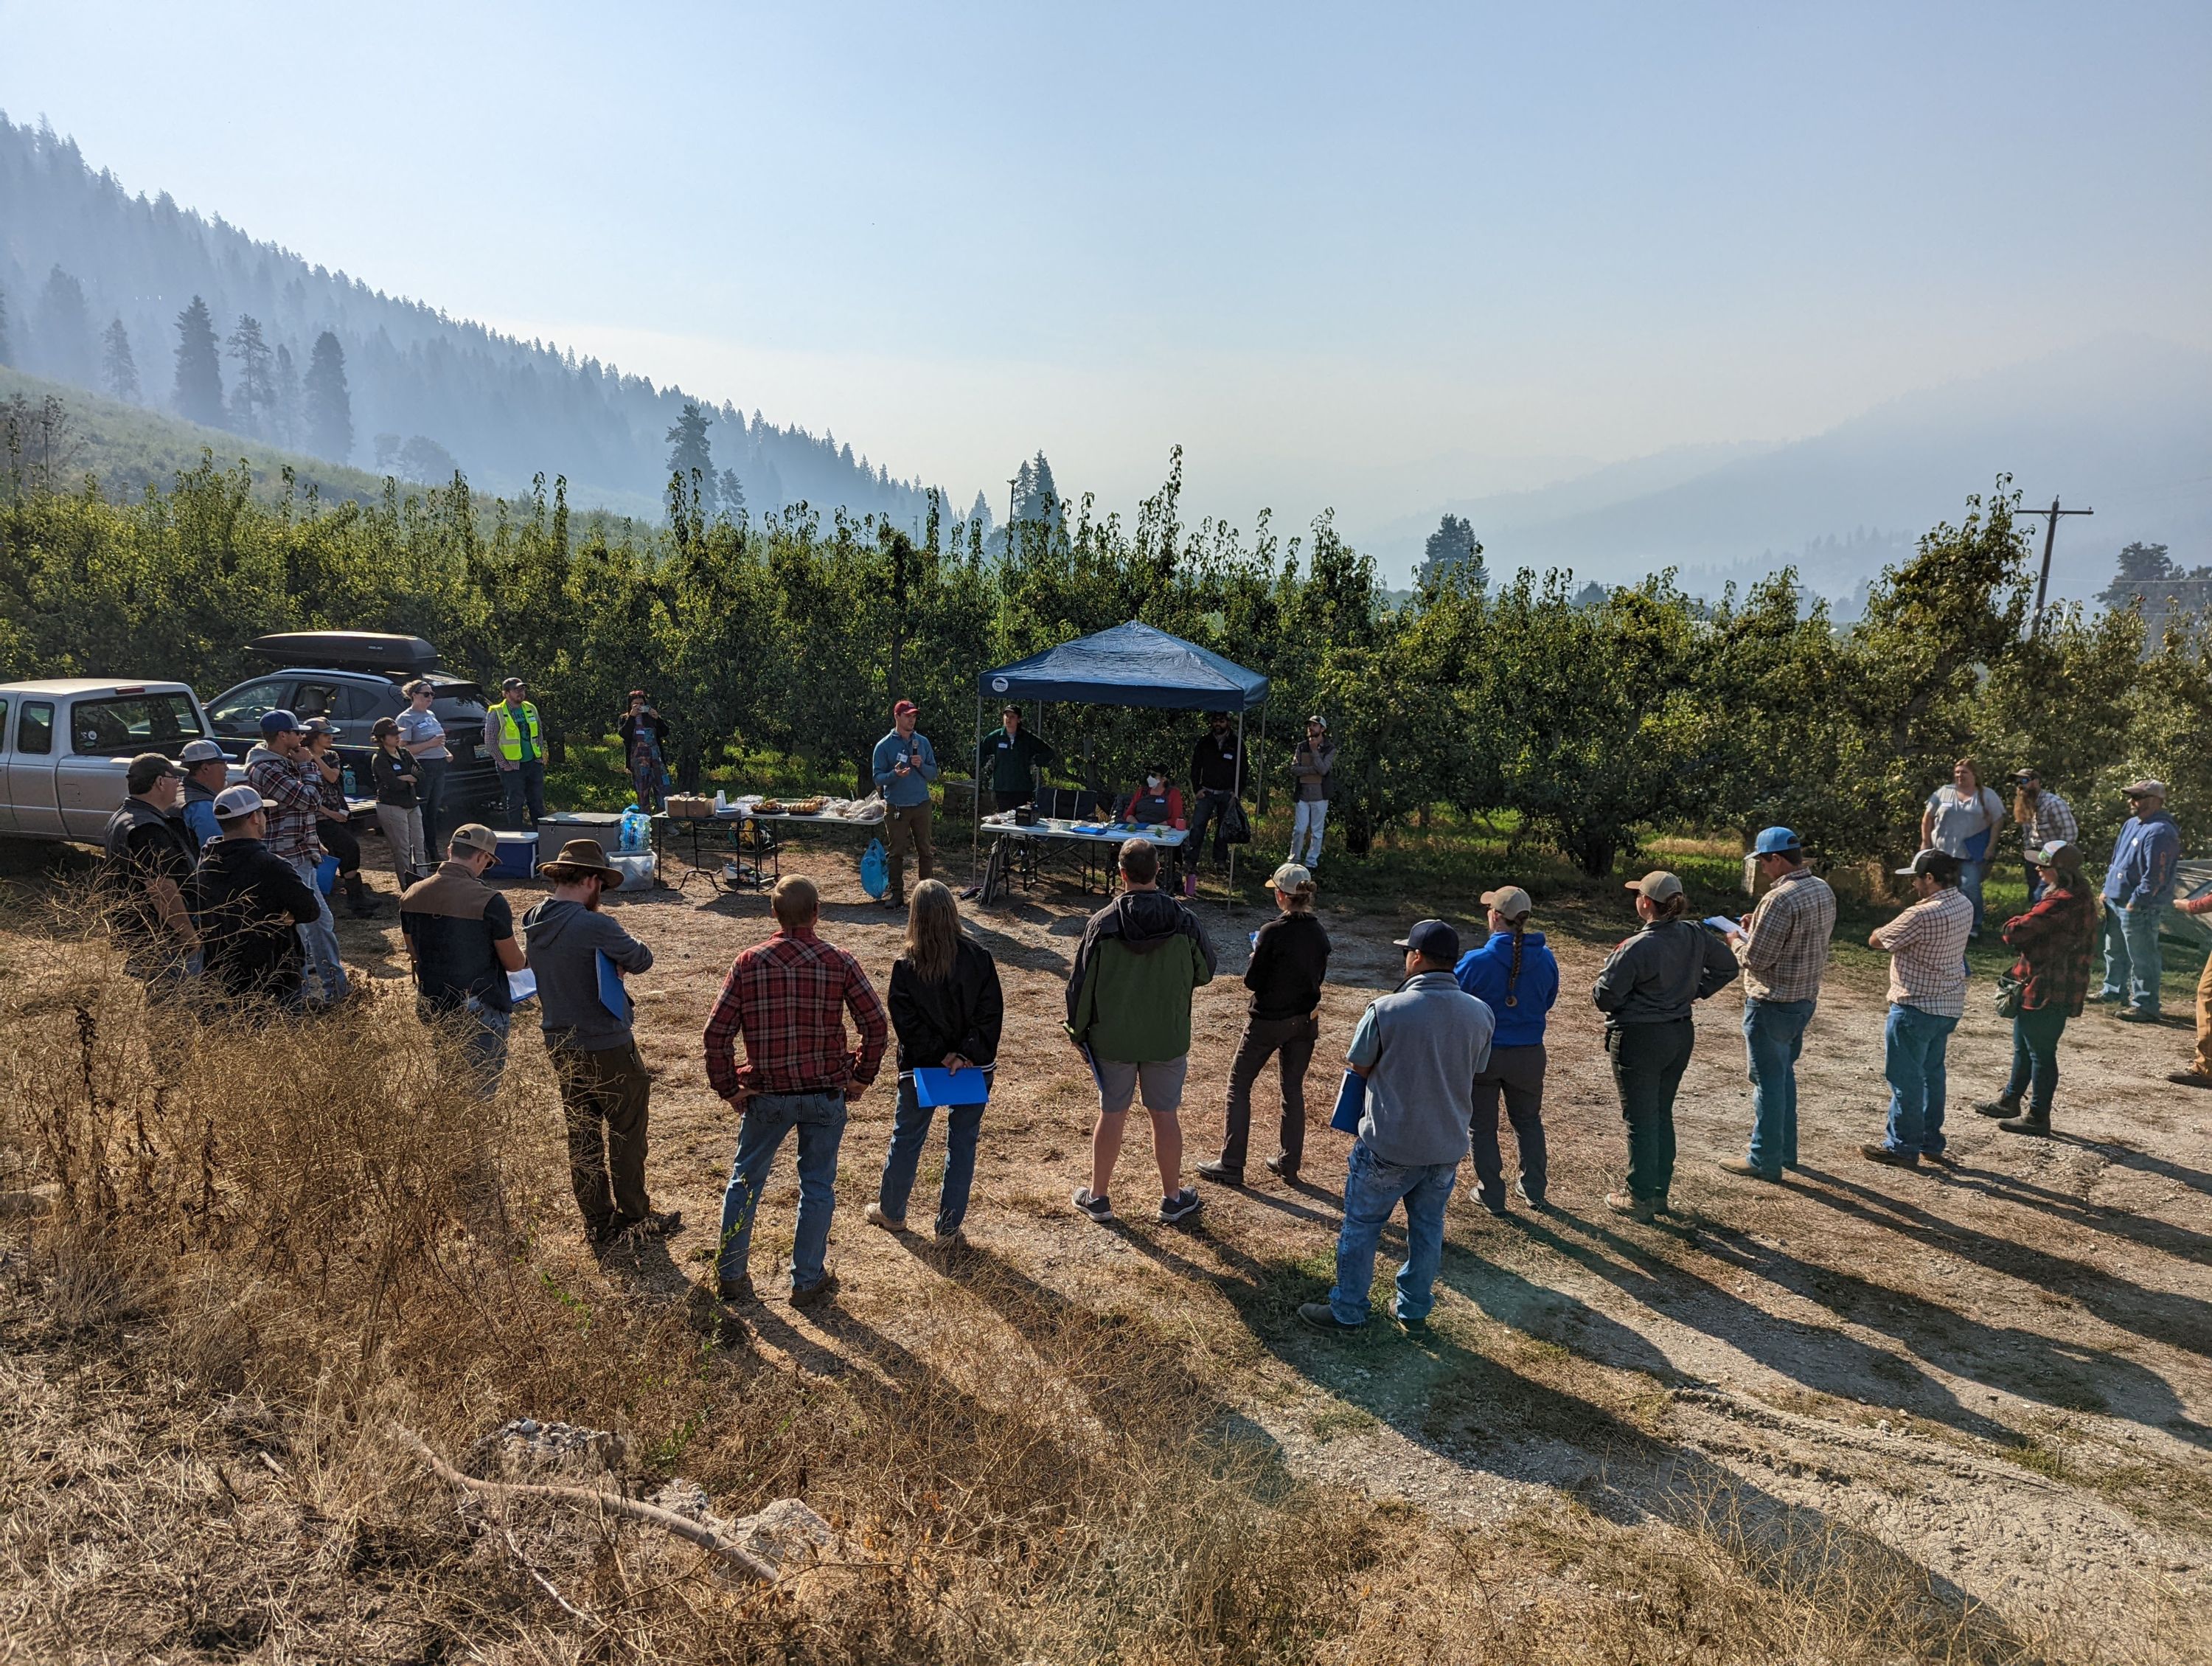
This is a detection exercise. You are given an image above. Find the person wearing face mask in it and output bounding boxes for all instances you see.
[1116,766,1187,832]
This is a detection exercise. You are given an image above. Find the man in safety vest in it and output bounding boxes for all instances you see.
[484,676,546,830]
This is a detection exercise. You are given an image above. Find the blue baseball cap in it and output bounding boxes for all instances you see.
[1753,826,1802,856]
[1394,918,1461,962]
[259,708,302,736]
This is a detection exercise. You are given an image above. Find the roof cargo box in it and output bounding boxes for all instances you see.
[248,632,439,675]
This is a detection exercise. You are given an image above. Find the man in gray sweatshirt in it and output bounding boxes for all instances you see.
[523,839,678,1245]
[1301,918,1494,1333]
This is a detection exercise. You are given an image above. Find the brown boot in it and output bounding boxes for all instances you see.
[1997,1108,2051,1136]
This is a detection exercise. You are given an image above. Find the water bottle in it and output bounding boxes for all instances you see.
[341,764,358,796]
[619,806,647,852]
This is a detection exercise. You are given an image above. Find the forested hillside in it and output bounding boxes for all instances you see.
[0,114,947,524]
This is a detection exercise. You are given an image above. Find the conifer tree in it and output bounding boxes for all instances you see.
[664,401,717,519]
[34,265,94,386]
[269,344,299,446]
[0,285,13,366]
[171,296,225,426]
[100,319,139,403]
[302,330,353,462]
[226,314,276,436]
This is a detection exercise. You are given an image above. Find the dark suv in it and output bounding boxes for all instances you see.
[205,633,504,822]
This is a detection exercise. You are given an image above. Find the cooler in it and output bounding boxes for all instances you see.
[537,811,627,855]
[490,831,538,879]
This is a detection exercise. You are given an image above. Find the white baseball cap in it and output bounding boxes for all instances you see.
[212,784,273,819]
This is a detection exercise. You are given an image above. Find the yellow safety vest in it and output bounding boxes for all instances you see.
[493,701,541,763]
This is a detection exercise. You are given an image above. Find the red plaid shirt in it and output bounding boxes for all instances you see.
[703,926,888,1100]
[2000,883,2098,1016]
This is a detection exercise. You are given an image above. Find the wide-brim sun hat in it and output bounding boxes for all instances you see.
[538,839,626,889]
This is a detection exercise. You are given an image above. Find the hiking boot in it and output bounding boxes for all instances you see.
[627,1209,682,1238]
[1604,1190,1658,1223]
[1974,1094,2020,1119]
[1265,1153,1300,1182]
[1717,1157,1781,1182]
[933,1226,968,1252]
[716,1275,757,1305]
[1195,1160,1244,1187]
[1395,1311,1432,1336]
[2115,1006,2162,1024]
[1071,1187,1113,1223]
[863,1201,906,1232]
[1158,1188,1204,1226]
[790,1273,840,1309]
[1998,1110,2053,1136]
[2167,1070,2212,1090]
[1859,1142,1921,1170]
[1298,1301,1363,1333]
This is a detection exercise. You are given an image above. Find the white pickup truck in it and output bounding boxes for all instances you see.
[0,680,223,841]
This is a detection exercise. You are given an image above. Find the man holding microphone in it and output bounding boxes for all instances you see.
[872,699,939,910]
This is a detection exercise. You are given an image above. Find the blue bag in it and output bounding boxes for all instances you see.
[859,836,889,900]
[314,853,338,895]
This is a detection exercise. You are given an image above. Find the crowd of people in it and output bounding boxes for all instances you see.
[94,727,2209,1327]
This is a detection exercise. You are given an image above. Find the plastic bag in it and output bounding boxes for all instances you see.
[859,837,890,899]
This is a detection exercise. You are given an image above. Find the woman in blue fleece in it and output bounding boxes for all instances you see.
[1453,884,1560,1212]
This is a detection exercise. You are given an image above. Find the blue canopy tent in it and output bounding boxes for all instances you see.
[975,622,1270,897]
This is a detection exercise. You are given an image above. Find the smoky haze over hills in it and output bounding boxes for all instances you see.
[0,114,963,529]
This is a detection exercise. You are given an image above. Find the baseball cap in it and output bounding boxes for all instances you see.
[1269,861,1315,895]
[258,708,301,736]
[501,677,526,691]
[300,718,336,737]
[2009,768,2040,782]
[1393,918,1461,962]
[2027,839,2081,870]
[1306,714,1328,729]
[1626,871,1684,902]
[212,783,271,819]
[2124,778,2168,797]
[1752,826,1802,856]
[892,699,918,718]
[125,752,184,793]
[1893,848,1961,878]
[179,738,226,767]
[448,822,498,856]
[1480,884,1534,920]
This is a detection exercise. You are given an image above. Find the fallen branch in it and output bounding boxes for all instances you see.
[393,1425,780,1583]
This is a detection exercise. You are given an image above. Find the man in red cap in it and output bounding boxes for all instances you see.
[872,699,939,909]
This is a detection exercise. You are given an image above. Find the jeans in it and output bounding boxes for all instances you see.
[1289,799,1328,868]
[1469,1042,1548,1207]
[501,760,546,830]
[1218,1012,1318,1170]
[2003,1004,2068,1116]
[285,854,349,1000]
[1606,1018,1694,1202]
[878,1075,984,1235]
[2100,902,2166,1013]
[1882,1002,1959,1156]
[718,1090,847,1292]
[1328,1140,1456,1325]
[1958,858,1989,936]
[462,997,510,1098]
[1187,788,1237,867]
[414,756,448,855]
[1743,996,1815,1176]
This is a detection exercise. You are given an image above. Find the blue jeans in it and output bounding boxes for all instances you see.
[878,1075,984,1235]
[717,1091,847,1292]
[462,997,510,1098]
[501,759,546,830]
[414,755,449,854]
[2003,1005,2067,1116]
[1958,858,1989,936]
[1743,996,1815,1176]
[2100,903,2166,1013]
[1328,1141,1456,1325]
[1882,1003,1958,1156]
[285,854,349,1001]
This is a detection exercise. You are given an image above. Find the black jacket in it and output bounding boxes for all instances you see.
[187,836,321,1002]
[1245,910,1330,1020]
[1191,730,1245,795]
[888,938,1004,1070]
[371,746,419,808]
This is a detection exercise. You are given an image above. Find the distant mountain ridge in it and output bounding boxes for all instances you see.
[0,114,950,526]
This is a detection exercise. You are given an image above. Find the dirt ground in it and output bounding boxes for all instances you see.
[147,826,2212,1639]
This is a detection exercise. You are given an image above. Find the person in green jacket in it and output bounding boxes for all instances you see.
[978,704,1057,812]
[1065,838,1217,1227]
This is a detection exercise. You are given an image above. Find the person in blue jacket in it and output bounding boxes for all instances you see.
[1454,884,1560,1213]
[872,699,940,909]
[2098,778,2182,1021]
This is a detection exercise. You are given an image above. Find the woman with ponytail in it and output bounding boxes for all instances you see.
[1453,886,1560,1212]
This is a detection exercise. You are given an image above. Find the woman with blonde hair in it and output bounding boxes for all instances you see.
[866,879,1004,1243]
[1921,757,2004,937]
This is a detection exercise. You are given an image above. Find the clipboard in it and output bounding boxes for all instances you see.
[505,968,538,1004]
[1330,1071,1366,1134]
[595,950,630,1022]
[914,1066,991,1107]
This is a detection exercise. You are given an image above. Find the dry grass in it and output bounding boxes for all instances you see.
[0,919,2200,1664]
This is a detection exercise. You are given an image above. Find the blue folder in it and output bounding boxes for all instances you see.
[1330,1071,1366,1134]
[914,1066,992,1108]
[595,951,630,1022]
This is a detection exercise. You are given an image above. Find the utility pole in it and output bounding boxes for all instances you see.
[2020,496,2093,634]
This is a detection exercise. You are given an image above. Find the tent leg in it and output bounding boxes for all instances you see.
[973,687,982,864]
[1228,709,1245,912]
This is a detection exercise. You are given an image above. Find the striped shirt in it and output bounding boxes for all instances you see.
[1871,886,1975,1018]
[1740,867,1837,1004]
[2020,789,2077,853]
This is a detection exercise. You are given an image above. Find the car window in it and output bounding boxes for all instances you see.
[18,701,55,756]
[0,699,8,751]
[71,693,207,756]
[295,680,390,728]
[208,679,291,738]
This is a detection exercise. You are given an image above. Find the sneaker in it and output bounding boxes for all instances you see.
[1974,1097,2020,1119]
[1859,1142,1921,1170]
[2115,1006,2162,1024]
[626,1209,683,1238]
[790,1273,840,1309]
[1195,1160,1244,1187]
[1071,1187,1113,1223]
[882,895,905,910]
[1477,1194,1509,1218]
[1998,1111,2052,1136]
[1298,1300,1363,1333]
[1265,1153,1300,1182]
[2167,1070,2212,1089]
[863,1201,906,1232]
[1158,1188,1204,1225]
[1513,1176,1547,1209]
[1604,1190,1657,1223]
[1716,1157,1781,1182]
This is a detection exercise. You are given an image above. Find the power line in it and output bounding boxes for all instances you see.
[2021,496,2093,634]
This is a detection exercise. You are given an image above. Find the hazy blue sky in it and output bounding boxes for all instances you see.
[4,1,2207,535]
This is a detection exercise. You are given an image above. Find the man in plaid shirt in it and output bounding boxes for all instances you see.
[1720,827,1835,1183]
[1863,849,1975,1170]
[704,875,887,1308]
[243,708,349,1002]
[2008,769,2078,903]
